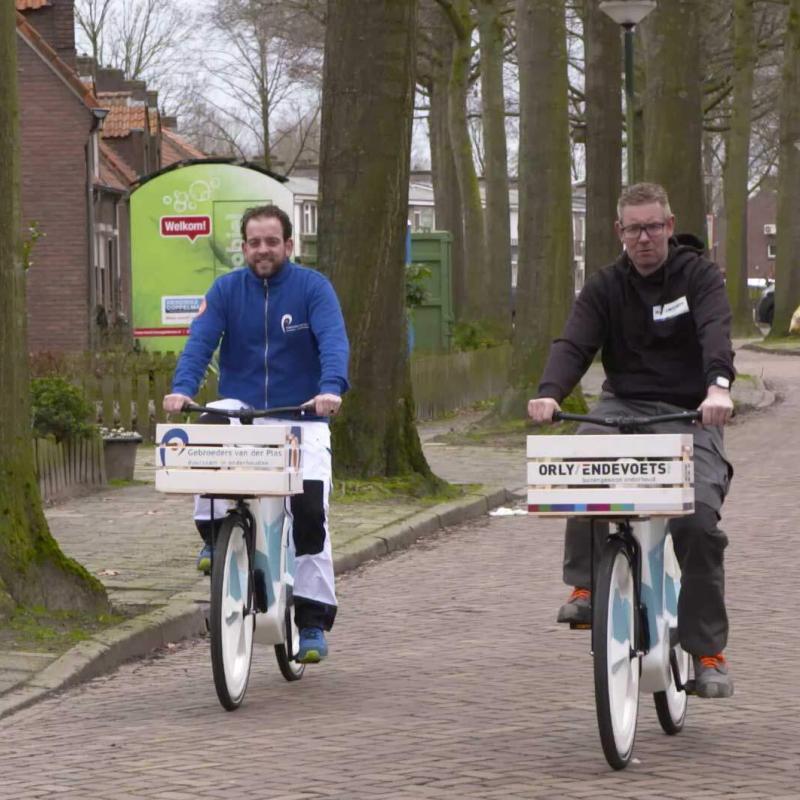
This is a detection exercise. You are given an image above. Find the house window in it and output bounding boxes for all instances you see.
[768,244,777,260]
[302,202,317,235]
[411,207,434,232]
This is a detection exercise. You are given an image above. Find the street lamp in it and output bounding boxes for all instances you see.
[599,0,657,187]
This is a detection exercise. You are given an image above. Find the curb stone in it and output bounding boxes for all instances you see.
[741,342,800,358]
[0,484,517,720]
[0,601,206,720]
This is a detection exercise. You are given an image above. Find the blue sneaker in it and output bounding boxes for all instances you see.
[297,627,328,663]
[196,543,212,575]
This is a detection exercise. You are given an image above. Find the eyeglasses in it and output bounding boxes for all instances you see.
[620,222,667,241]
[245,236,284,248]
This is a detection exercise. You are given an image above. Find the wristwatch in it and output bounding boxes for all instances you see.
[711,375,731,390]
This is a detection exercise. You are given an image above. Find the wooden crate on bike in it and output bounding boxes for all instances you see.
[154,423,303,496]
[527,433,694,517]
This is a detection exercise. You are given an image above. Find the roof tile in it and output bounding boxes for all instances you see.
[161,128,205,167]
[97,92,148,138]
[15,0,52,10]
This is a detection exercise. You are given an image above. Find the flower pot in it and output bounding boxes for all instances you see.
[103,435,143,481]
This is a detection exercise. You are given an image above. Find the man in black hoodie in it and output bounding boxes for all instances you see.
[528,183,735,698]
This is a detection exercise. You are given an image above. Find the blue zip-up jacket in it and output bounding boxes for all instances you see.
[172,261,349,416]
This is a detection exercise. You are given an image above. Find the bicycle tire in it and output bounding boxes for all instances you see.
[654,645,689,734]
[654,535,689,734]
[210,513,255,711]
[593,537,640,770]
[275,585,305,682]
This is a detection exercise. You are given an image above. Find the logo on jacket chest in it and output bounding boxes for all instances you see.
[280,313,310,334]
[652,296,690,322]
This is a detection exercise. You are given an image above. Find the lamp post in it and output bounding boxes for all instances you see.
[599,0,657,187]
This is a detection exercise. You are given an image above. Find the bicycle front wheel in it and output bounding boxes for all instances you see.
[210,513,255,711]
[593,537,640,770]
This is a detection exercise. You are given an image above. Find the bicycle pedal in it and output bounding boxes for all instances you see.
[570,622,592,630]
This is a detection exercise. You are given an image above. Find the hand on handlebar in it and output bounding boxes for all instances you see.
[306,393,342,417]
[527,397,561,424]
[163,393,193,413]
[698,386,734,427]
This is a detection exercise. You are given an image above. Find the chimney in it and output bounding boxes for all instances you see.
[20,0,78,68]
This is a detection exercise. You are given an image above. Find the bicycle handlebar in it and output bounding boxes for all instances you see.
[552,410,701,430]
[183,402,314,422]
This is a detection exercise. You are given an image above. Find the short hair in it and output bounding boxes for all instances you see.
[617,182,672,220]
[240,205,293,241]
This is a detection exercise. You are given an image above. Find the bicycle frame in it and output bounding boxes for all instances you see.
[593,517,682,694]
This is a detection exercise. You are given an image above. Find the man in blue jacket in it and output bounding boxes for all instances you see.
[164,204,349,663]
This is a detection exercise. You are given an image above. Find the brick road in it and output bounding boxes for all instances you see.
[1,349,798,799]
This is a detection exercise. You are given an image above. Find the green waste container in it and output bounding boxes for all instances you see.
[298,231,453,353]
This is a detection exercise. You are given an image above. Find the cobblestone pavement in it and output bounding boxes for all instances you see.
[1,350,798,798]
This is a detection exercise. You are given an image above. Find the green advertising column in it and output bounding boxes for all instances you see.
[130,161,294,352]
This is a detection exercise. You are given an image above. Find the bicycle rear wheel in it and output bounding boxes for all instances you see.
[210,513,255,710]
[275,586,305,681]
[654,534,689,734]
[593,537,640,770]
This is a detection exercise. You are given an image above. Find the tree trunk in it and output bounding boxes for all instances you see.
[444,0,489,323]
[427,9,466,316]
[722,0,759,336]
[770,0,800,338]
[584,0,622,275]
[476,0,512,338]
[318,0,435,482]
[0,6,108,613]
[641,0,706,240]
[503,0,573,415]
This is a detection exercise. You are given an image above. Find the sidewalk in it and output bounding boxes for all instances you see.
[0,363,774,718]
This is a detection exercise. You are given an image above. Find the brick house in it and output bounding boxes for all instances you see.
[15,0,204,353]
[15,1,113,352]
[714,181,778,286]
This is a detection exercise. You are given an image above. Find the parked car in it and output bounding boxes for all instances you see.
[755,283,775,326]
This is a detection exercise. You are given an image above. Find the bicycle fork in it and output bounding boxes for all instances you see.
[589,520,649,660]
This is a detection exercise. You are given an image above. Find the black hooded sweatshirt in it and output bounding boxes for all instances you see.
[537,234,736,410]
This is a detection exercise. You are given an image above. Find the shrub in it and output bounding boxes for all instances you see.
[452,321,504,351]
[31,378,96,443]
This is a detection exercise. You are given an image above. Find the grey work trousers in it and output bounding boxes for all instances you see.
[562,394,733,657]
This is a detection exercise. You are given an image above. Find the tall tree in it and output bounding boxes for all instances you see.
[770,0,800,337]
[476,0,512,338]
[504,0,574,414]
[641,0,706,240]
[0,5,108,613]
[436,0,490,323]
[318,0,435,482]
[583,0,622,275]
[417,1,466,300]
[722,0,760,336]
[202,0,324,169]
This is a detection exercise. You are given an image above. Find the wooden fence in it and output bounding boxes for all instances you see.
[43,346,512,444]
[34,436,106,504]
[411,344,512,419]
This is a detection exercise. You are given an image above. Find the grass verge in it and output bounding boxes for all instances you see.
[0,604,132,654]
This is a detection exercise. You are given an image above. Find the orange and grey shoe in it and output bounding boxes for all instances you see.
[692,652,734,698]
[556,587,591,625]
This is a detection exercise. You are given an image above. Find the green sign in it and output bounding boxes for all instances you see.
[130,162,294,351]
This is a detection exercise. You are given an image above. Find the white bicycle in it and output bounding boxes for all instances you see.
[527,410,699,770]
[156,402,310,711]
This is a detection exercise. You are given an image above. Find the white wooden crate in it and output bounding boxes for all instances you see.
[154,423,303,496]
[527,433,694,518]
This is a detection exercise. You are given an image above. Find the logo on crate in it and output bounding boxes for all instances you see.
[159,428,190,466]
